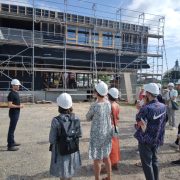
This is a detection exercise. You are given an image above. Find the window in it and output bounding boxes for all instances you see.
[78,16,84,23]
[36,8,41,16]
[91,18,96,25]
[115,33,121,49]
[103,20,108,27]
[143,37,147,44]
[42,10,49,18]
[122,23,126,30]
[103,32,113,47]
[50,11,55,18]
[133,35,137,44]
[72,15,77,23]
[91,31,99,47]
[1,4,9,12]
[49,24,54,33]
[19,6,25,14]
[114,22,120,29]
[10,5,17,13]
[109,21,114,28]
[55,25,61,34]
[67,26,76,43]
[124,34,129,43]
[27,7,33,16]
[42,23,48,32]
[97,19,102,26]
[58,12,64,21]
[66,14,71,22]
[78,28,89,44]
[85,17,90,24]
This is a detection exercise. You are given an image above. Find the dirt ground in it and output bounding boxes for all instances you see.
[0,102,180,180]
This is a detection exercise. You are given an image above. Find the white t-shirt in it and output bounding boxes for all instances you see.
[165,89,178,107]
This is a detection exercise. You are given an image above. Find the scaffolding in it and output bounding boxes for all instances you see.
[0,0,165,102]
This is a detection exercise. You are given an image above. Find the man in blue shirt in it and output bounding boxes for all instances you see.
[134,83,167,180]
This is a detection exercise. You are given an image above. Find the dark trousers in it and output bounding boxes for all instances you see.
[175,123,180,145]
[139,143,159,180]
[7,111,20,147]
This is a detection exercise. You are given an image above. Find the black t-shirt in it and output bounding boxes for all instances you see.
[157,94,165,104]
[8,90,20,113]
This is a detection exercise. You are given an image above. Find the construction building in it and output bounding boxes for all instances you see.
[0,0,165,102]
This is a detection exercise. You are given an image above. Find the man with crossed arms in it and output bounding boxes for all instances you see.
[134,83,167,180]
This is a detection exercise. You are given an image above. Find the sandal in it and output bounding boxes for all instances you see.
[102,177,108,180]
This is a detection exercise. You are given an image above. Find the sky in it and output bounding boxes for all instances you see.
[0,0,180,72]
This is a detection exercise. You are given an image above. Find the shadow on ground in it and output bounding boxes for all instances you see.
[7,171,51,180]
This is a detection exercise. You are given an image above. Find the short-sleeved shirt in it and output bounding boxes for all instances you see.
[165,89,178,101]
[8,90,20,114]
[134,99,167,146]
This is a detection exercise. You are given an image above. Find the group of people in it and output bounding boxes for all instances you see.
[136,82,180,168]
[6,78,180,180]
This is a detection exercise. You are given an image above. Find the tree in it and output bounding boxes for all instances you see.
[163,60,180,83]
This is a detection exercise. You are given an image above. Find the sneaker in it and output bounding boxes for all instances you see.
[13,142,21,146]
[171,127,176,130]
[171,159,180,165]
[7,146,19,151]
[170,142,179,149]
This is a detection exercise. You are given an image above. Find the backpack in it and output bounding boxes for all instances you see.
[55,113,81,155]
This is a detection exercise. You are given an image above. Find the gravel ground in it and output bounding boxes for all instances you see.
[0,102,180,180]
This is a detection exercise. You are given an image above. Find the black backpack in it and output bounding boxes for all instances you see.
[55,113,81,155]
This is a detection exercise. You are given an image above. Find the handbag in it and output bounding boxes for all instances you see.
[171,100,179,110]
[169,92,179,110]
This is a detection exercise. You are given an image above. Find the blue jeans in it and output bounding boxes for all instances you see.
[138,143,159,180]
[7,111,20,147]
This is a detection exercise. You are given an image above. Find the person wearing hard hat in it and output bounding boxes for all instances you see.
[86,81,112,180]
[134,83,167,180]
[49,93,82,179]
[108,88,120,171]
[165,82,178,130]
[7,79,23,151]
[138,85,145,101]
[170,80,180,164]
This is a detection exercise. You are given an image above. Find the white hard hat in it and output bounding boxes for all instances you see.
[108,87,119,99]
[168,82,174,87]
[144,83,159,96]
[156,83,162,89]
[95,81,108,96]
[11,79,21,86]
[56,93,72,109]
[176,79,180,85]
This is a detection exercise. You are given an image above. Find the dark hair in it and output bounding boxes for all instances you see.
[146,91,157,98]
[58,106,73,114]
[94,89,104,98]
[108,94,116,102]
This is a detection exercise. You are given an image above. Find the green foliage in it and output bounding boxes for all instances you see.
[163,70,180,83]
[98,75,111,84]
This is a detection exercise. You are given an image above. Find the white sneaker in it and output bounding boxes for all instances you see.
[170,142,179,149]
[171,127,177,130]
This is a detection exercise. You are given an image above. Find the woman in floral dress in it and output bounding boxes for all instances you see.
[86,81,112,180]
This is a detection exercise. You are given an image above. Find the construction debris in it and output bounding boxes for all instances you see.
[36,100,52,104]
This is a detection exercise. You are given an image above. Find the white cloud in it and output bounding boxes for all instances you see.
[0,0,31,7]
[127,0,180,68]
